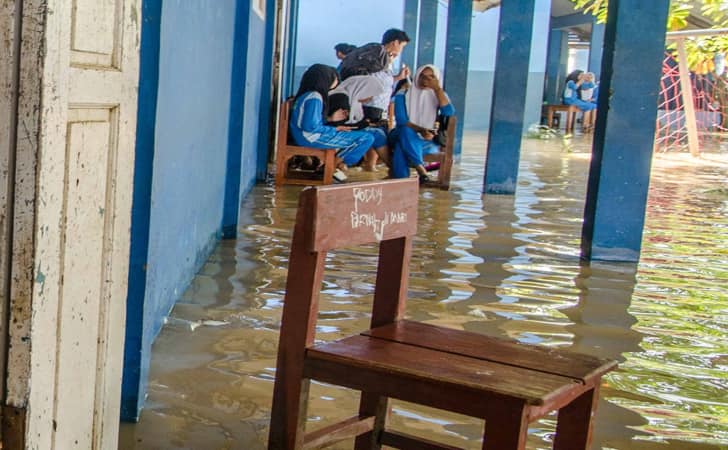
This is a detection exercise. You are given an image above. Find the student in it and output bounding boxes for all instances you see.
[363,28,412,122]
[330,75,391,170]
[390,64,454,183]
[333,43,356,74]
[289,64,374,181]
[563,70,596,132]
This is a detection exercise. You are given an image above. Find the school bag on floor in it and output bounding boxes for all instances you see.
[339,43,389,80]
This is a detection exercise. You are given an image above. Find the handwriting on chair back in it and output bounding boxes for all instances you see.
[302,179,419,252]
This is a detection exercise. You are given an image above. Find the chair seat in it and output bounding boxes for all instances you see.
[305,320,616,420]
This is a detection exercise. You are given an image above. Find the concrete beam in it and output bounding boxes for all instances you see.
[551,12,593,29]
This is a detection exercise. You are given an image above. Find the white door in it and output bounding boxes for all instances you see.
[2,0,141,448]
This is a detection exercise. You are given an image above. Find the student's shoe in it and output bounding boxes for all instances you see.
[418,173,431,185]
[333,168,348,182]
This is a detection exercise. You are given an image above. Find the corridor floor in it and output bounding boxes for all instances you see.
[119,132,728,449]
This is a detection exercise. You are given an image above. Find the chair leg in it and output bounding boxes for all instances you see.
[353,393,388,450]
[268,378,310,449]
[482,404,528,450]
[553,386,600,450]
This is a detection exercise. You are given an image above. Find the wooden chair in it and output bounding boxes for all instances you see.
[268,178,617,450]
[543,104,579,132]
[275,99,337,186]
[423,115,456,190]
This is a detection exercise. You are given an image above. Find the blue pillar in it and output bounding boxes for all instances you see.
[483,0,536,194]
[417,0,437,66]
[588,20,605,75]
[283,0,300,97]
[545,29,568,104]
[122,0,162,422]
[256,0,278,182]
[402,0,419,70]
[222,0,252,239]
[581,0,669,262]
[443,0,472,157]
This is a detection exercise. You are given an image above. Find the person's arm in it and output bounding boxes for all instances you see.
[298,94,335,133]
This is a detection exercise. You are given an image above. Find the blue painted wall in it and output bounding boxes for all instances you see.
[241,10,267,191]
[123,0,239,421]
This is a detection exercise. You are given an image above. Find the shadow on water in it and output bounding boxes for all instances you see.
[119,132,727,449]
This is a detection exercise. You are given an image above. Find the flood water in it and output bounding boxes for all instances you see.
[119,132,728,449]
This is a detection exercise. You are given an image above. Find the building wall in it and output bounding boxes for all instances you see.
[122,0,237,420]
[122,0,271,421]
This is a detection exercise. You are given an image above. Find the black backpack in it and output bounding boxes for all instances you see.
[339,43,389,80]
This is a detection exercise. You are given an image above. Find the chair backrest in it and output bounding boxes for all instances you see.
[279,179,419,350]
[277,98,293,149]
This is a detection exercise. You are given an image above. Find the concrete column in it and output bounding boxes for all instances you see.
[483,0,536,194]
[545,29,569,104]
[588,20,605,75]
[283,0,300,97]
[222,0,252,239]
[402,0,419,70]
[443,0,472,157]
[417,0,437,66]
[581,0,670,262]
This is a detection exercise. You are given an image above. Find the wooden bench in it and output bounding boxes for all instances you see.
[268,179,617,449]
[388,102,456,190]
[275,99,337,186]
[543,104,579,132]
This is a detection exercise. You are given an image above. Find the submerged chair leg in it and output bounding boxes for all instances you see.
[353,393,389,449]
[553,386,600,450]
[482,403,528,450]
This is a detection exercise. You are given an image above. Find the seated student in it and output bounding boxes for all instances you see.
[330,75,391,171]
[389,64,454,184]
[563,69,597,132]
[289,64,374,181]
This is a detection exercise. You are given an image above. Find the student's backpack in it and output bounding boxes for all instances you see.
[339,43,389,80]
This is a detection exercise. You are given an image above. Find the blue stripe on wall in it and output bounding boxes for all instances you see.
[256,0,278,181]
[121,0,163,422]
[222,0,252,239]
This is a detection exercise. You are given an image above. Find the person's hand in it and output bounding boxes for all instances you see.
[330,108,348,123]
[336,125,355,131]
[421,130,435,140]
[395,64,411,81]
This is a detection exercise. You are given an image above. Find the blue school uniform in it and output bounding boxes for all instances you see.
[563,80,596,111]
[389,91,455,179]
[290,92,374,166]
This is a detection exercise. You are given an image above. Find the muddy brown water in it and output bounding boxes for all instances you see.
[119,133,728,449]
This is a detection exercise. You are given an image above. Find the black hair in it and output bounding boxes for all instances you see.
[565,70,583,83]
[381,28,411,45]
[295,64,339,114]
[393,78,410,96]
[334,43,356,55]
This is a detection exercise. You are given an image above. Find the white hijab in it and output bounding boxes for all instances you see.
[405,64,444,129]
[331,75,389,123]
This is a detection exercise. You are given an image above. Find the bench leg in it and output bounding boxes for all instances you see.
[268,378,310,449]
[553,386,600,450]
[353,393,388,449]
[482,404,528,450]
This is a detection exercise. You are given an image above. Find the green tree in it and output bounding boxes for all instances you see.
[572,0,728,74]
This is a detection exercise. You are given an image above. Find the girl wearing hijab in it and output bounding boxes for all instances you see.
[289,64,374,178]
[562,69,596,132]
[390,64,454,182]
[330,75,391,170]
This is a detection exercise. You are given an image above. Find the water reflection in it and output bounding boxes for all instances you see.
[119,133,727,449]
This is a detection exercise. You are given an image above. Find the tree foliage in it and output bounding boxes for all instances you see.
[571,0,728,74]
